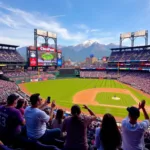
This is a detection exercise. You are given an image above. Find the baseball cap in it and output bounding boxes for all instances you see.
[127,106,140,118]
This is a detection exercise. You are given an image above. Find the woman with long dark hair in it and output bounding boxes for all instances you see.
[62,105,97,150]
[16,99,25,116]
[51,109,64,129]
[95,113,122,150]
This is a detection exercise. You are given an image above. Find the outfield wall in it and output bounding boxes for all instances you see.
[12,76,56,84]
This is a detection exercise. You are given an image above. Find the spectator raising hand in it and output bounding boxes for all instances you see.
[51,100,56,108]
[24,93,61,145]
[122,100,150,150]
[62,105,96,150]
[139,100,149,120]
[139,100,145,109]
[83,105,96,117]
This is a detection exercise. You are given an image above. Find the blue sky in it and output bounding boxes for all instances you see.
[0,0,150,46]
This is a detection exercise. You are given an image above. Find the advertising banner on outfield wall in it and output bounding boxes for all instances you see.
[30,79,38,82]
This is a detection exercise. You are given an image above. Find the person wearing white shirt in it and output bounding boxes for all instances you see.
[122,100,150,150]
[25,93,61,145]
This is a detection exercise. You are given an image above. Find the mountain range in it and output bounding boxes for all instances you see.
[17,40,118,62]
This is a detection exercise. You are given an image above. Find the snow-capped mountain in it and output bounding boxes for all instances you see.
[79,40,99,47]
[17,40,118,62]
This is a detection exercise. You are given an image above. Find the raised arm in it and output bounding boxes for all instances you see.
[83,105,96,116]
[49,100,56,121]
[38,100,48,110]
[139,100,149,120]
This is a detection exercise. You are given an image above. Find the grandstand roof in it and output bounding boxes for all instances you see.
[111,45,150,51]
[0,43,19,49]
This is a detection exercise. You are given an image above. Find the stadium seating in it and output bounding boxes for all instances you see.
[0,80,18,102]
[109,50,150,62]
[80,71,107,78]
[118,72,150,94]
[0,49,25,62]
[80,71,150,94]
[4,71,55,80]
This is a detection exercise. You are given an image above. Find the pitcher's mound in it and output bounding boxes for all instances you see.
[112,96,120,100]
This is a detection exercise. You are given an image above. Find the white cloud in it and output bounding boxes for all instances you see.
[75,24,101,34]
[0,3,120,46]
[90,29,100,32]
[0,3,87,46]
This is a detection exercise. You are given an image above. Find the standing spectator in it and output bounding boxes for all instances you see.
[16,99,25,116]
[0,94,25,145]
[51,109,64,130]
[62,105,97,150]
[95,113,122,150]
[122,100,149,150]
[24,93,61,145]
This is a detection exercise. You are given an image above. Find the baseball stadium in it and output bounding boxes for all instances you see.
[0,29,150,120]
[0,29,150,149]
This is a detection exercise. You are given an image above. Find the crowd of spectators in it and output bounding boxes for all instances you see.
[0,93,150,150]
[80,71,150,94]
[109,50,150,62]
[0,80,18,101]
[4,71,55,81]
[0,49,25,62]
[118,72,150,94]
[5,72,29,78]
[4,71,39,78]
[80,71,128,79]
[80,71,107,78]
[80,62,107,69]
[30,73,55,79]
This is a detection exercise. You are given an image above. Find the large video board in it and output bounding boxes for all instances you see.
[37,46,57,66]
[28,46,62,67]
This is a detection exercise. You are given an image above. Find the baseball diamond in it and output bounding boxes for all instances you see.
[19,79,150,121]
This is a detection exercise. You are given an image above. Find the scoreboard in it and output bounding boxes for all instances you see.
[28,46,62,67]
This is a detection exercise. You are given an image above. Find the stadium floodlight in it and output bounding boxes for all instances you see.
[120,32,132,39]
[36,29,47,37]
[134,30,146,37]
[48,32,57,38]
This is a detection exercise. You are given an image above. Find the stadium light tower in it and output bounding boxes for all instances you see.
[34,29,57,52]
[120,30,148,47]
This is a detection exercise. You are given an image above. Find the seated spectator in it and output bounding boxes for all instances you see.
[95,113,122,150]
[122,100,149,150]
[16,98,25,116]
[0,94,25,145]
[51,109,64,130]
[24,93,61,145]
[62,104,97,150]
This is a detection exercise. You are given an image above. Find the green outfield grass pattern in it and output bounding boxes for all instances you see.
[24,79,150,120]
[96,92,136,106]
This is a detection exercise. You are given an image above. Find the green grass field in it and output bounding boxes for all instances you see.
[24,79,150,120]
[96,93,136,106]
